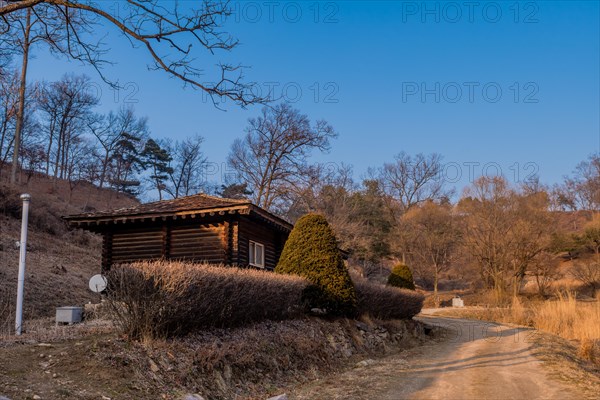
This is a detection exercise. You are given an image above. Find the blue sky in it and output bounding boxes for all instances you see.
[24,0,600,191]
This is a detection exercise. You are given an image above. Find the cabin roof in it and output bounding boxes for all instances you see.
[63,193,292,231]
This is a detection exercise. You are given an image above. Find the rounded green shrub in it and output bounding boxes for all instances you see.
[276,213,357,316]
[387,263,416,290]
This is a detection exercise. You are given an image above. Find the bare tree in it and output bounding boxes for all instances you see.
[509,191,552,296]
[165,135,208,198]
[227,103,337,211]
[88,107,148,189]
[0,68,19,170]
[0,67,38,180]
[460,176,554,298]
[459,176,516,298]
[2,4,91,183]
[1,0,266,183]
[0,1,264,104]
[63,134,94,203]
[402,201,460,300]
[529,251,559,297]
[561,154,600,211]
[376,152,451,218]
[7,7,32,184]
[37,74,97,185]
[572,218,600,290]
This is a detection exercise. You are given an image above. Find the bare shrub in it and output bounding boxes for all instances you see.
[354,277,424,320]
[571,260,600,291]
[104,261,309,340]
[578,339,599,366]
[0,293,13,336]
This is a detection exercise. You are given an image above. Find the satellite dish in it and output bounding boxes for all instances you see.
[88,274,107,293]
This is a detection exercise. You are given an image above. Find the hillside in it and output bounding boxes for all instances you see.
[0,171,138,331]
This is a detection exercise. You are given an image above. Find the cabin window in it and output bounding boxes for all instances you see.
[249,240,265,268]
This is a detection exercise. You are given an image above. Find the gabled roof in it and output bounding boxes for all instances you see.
[63,193,292,232]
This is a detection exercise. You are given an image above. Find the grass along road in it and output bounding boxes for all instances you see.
[290,314,596,400]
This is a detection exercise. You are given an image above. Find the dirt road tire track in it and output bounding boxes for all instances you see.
[291,315,588,400]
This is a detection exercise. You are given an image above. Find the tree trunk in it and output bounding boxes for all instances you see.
[10,8,32,185]
[433,267,439,307]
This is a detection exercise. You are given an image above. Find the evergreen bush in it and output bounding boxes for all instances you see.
[276,213,357,316]
[387,262,416,290]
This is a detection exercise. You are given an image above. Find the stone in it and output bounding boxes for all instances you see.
[310,308,327,316]
[182,395,205,400]
[32,395,41,400]
[355,359,376,368]
[266,395,288,400]
[223,364,232,382]
[355,321,369,331]
[149,359,159,373]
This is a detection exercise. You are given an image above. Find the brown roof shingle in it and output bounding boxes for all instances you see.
[65,193,251,219]
[63,193,293,232]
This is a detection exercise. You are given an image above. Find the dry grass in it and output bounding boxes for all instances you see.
[0,316,430,400]
[533,292,600,341]
[436,292,600,366]
[105,261,309,339]
[1,175,138,335]
[0,317,114,347]
[354,277,424,320]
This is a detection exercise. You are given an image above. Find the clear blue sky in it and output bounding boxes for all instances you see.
[25,0,600,192]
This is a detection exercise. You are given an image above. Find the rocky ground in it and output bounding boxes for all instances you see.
[0,316,437,400]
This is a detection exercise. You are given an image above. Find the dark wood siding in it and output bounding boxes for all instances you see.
[169,223,226,264]
[100,213,287,270]
[111,226,163,263]
[237,216,287,270]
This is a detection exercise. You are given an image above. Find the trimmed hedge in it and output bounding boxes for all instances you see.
[355,278,424,319]
[276,213,357,316]
[105,261,308,339]
[388,262,416,290]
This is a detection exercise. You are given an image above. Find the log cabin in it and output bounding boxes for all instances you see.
[63,194,292,271]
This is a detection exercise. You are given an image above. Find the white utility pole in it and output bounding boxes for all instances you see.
[15,193,31,336]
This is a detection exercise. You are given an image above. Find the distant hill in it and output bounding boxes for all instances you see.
[0,169,139,332]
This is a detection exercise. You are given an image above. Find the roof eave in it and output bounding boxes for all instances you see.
[65,204,253,228]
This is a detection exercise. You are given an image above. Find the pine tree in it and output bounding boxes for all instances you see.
[141,138,173,200]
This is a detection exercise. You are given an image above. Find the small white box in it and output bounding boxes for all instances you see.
[56,306,83,324]
[452,297,464,308]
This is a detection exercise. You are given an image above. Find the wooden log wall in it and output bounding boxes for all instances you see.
[169,223,226,263]
[99,214,287,270]
[237,217,286,270]
[111,226,163,264]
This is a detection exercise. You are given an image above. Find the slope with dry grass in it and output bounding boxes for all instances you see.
[0,314,434,400]
[0,173,138,332]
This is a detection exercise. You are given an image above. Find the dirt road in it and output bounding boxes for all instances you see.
[291,314,589,400]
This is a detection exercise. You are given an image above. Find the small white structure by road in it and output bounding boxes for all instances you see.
[452,296,464,308]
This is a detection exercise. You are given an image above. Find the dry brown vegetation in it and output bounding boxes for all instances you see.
[436,293,600,366]
[106,261,426,341]
[0,173,138,334]
[0,315,433,400]
[354,276,424,320]
[105,261,308,339]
